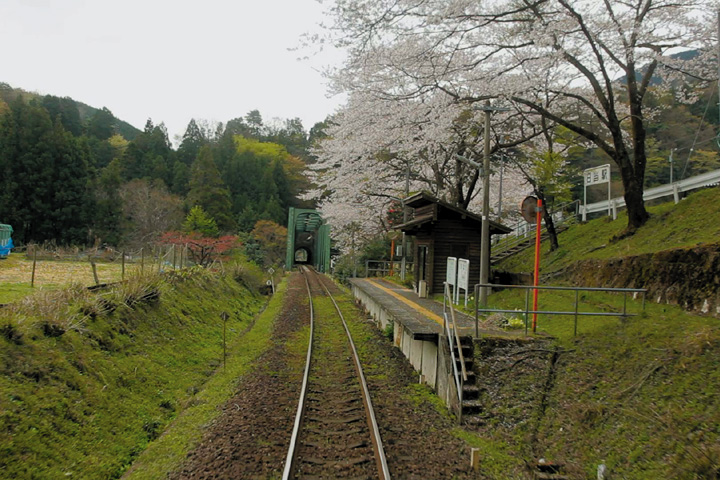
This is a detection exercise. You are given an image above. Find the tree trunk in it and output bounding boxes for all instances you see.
[621,172,649,232]
[617,149,650,234]
[537,192,559,252]
[624,82,651,233]
[543,207,559,252]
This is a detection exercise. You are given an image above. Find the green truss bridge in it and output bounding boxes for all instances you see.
[285,208,331,272]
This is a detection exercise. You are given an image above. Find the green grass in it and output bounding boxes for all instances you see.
[536,302,720,479]
[449,286,720,478]
[124,279,286,479]
[450,188,720,478]
[0,282,36,303]
[499,187,720,274]
[452,429,518,477]
[0,269,268,479]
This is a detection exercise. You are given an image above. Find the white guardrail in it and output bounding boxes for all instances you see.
[582,168,720,217]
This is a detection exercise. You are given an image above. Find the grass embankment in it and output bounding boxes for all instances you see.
[499,186,720,275]
[0,267,273,479]
[124,278,286,479]
[471,290,720,477]
[457,187,720,478]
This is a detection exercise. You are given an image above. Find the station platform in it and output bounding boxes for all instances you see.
[348,277,525,417]
[348,277,498,340]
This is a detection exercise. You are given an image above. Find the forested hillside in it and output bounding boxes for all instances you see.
[0,83,325,248]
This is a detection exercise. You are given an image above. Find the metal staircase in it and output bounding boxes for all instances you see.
[491,223,571,264]
[442,284,485,424]
[491,202,579,264]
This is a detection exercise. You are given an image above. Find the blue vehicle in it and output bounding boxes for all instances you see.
[0,223,13,258]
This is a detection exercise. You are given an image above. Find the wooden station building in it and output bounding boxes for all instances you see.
[393,192,512,296]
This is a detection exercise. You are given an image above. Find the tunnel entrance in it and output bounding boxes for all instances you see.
[294,248,310,264]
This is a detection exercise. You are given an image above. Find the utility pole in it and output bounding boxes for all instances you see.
[497,160,504,221]
[479,100,492,306]
[454,101,507,305]
[401,160,410,281]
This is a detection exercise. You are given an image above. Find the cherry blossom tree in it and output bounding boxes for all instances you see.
[318,0,716,235]
[308,90,531,247]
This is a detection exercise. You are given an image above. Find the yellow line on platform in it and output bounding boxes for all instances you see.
[367,279,445,327]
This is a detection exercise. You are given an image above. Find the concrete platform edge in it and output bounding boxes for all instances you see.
[350,279,458,414]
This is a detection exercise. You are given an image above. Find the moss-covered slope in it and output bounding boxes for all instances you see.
[0,269,265,479]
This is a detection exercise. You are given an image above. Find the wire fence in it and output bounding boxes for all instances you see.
[1,244,221,289]
[472,283,647,337]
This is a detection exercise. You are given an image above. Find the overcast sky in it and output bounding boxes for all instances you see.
[0,0,344,140]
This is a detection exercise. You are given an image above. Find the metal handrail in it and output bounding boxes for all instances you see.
[443,283,467,409]
[365,260,415,277]
[582,168,720,215]
[472,283,647,337]
[492,200,579,256]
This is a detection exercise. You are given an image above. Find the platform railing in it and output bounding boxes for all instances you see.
[443,283,467,421]
[365,260,414,277]
[473,283,647,337]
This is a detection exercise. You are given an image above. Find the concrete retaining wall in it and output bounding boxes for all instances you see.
[351,282,451,411]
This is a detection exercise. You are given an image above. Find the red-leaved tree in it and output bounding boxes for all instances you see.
[159,231,240,267]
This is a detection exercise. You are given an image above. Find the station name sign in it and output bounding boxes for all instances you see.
[584,164,611,186]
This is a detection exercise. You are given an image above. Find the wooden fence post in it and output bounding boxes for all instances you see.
[90,257,100,285]
[220,312,229,370]
[31,246,37,288]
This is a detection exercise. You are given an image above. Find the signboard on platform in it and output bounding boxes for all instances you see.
[446,256,458,305]
[446,257,457,286]
[457,258,470,306]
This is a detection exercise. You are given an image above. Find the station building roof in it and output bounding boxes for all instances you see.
[392,191,511,235]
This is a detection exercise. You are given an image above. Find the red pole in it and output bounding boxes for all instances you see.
[390,239,395,276]
[532,198,543,333]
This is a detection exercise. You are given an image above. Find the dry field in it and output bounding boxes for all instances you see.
[0,253,151,303]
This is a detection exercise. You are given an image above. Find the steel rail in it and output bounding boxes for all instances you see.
[283,267,390,480]
[315,272,391,480]
[281,267,314,480]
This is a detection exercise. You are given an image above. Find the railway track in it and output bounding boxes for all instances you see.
[283,266,390,480]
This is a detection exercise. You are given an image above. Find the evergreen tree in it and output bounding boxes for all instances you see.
[41,95,82,136]
[265,117,309,160]
[177,118,207,166]
[259,197,285,225]
[187,146,236,232]
[244,110,264,138]
[183,205,220,237]
[92,159,124,245]
[0,98,92,244]
[119,119,175,186]
[171,161,190,196]
[224,117,251,137]
[50,120,94,244]
[86,107,116,140]
[237,204,258,232]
